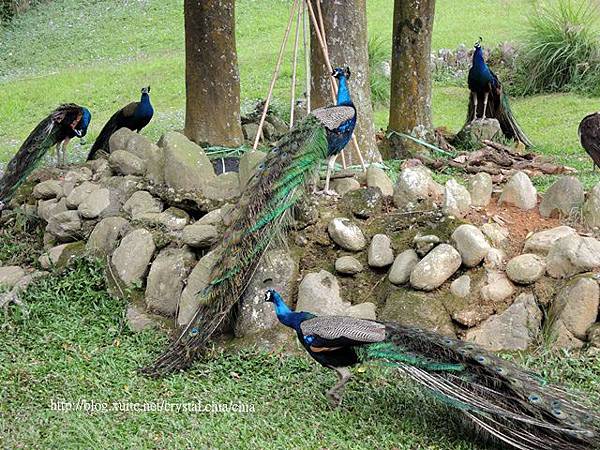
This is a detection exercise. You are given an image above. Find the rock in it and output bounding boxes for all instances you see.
[367,234,394,268]
[459,118,501,142]
[546,234,600,278]
[235,249,299,336]
[108,127,136,153]
[145,247,196,316]
[242,123,260,142]
[46,210,82,242]
[505,254,545,284]
[123,191,163,219]
[86,217,129,257]
[111,229,156,287]
[484,248,506,270]
[498,171,537,210]
[468,173,493,207]
[331,178,361,196]
[480,271,514,302]
[582,182,600,229]
[327,218,367,251]
[550,277,599,349]
[158,207,190,231]
[450,275,471,298]
[178,248,220,326]
[481,223,509,246]
[197,208,224,226]
[182,223,219,248]
[588,323,600,348]
[124,134,164,185]
[39,242,85,269]
[410,244,461,290]
[66,181,100,209]
[0,266,26,288]
[77,188,112,219]
[126,304,158,332]
[451,224,490,267]
[523,226,577,255]
[37,198,67,222]
[100,175,140,204]
[389,249,419,285]
[203,172,241,201]
[413,234,441,256]
[108,150,146,176]
[238,150,266,189]
[539,176,584,218]
[465,293,542,351]
[334,256,363,275]
[87,158,111,180]
[64,167,92,184]
[33,180,63,200]
[342,187,383,219]
[393,165,443,209]
[366,166,393,196]
[442,179,471,218]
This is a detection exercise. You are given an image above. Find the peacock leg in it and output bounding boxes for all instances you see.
[326,367,352,407]
[56,142,63,167]
[482,92,489,120]
[471,92,478,121]
[322,155,338,196]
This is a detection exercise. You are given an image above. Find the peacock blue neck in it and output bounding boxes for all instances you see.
[336,75,352,106]
[138,92,153,116]
[271,291,309,330]
[141,92,151,104]
[472,47,486,69]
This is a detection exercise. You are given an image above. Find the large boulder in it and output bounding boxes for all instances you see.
[498,171,537,210]
[539,176,584,218]
[451,224,490,267]
[327,218,367,251]
[124,133,165,185]
[111,229,156,287]
[182,223,220,248]
[46,210,82,242]
[38,198,67,222]
[123,191,163,219]
[546,234,600,278]
[78,188,118,219]
[33,180,63,200]
[410,244,461,291]
[366,166,394,196]
[108,150,146,177]
[393,165,443,209]
[523,226,577,255]
[203,172,241,201]
[86,217,129,257]
[458,118,501,142]
[66,181,100,209]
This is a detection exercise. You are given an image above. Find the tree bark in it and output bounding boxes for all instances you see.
[309,0,381,163]
[184,0,243,147]
[388,0,436,143]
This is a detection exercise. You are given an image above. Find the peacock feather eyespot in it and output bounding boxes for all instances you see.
[475,355,488,364]
[190,327,199,336]
[527,393,542,404]
[442,338,454,345]
[551,399,562,408]
[551,408,567,419]
[494,366,508,375]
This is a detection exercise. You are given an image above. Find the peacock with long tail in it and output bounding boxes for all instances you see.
[265,289,599,450]
[578,112,600,170]
[143,67,356,376]
[0,103,91,211]
[466,37,533,148]
[87,86,154,161]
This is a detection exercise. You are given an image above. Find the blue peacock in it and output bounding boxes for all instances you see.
[266,288,599,450]
[87,86,154,160]
[143,67,356,376]
[0,103,91,210]
[467,38,532,147]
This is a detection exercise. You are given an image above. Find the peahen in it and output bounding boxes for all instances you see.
[265,289,599,450]
[578,112,600,170]
[87,86,154,161]
[0,104,91,210]
[466,38,533,148]
[143,67,356,376]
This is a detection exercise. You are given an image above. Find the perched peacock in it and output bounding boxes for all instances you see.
[0,104,91,210]
[466,38,532,148]
[578,112,600,170]
[87,86,153,161]
[266,289,599,450]
[143,67,356,376]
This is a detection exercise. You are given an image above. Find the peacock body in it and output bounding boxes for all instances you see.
[0,103,91,210]
[578,112,600,170]
[143,68,356,376]
[87,86,154,160]
[266,289,599,450]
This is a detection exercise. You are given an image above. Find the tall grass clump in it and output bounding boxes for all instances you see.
[368,35,391,105]
[516,0,600,95]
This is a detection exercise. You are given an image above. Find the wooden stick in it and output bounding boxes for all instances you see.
[303,0,311,115]
[289,3,302,130]
[253,0,299,151]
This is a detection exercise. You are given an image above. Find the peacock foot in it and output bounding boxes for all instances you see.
[326,390,343,408]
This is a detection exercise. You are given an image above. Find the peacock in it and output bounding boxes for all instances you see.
[143,67,356,376]
[578,112,600,171]
[87,86,154,161]
[0,104,91,210]
[265,289,600,450]
[466,38,533,148]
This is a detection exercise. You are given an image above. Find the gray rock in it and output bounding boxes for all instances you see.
[450,275,471,298]
[451,224,490,267]
[78,188,112,219]
[182,223,219,248]
[111,229,156,287]
[197,208,224,226]
[523,226,577,255]
[126,304,158,332]
[582,182,600,229]
[66,181,100,209]
[393,165,443,209]
[109,127,136,153]
[410,244,462,290]
[484,248,507,270]
[539,176,584,218]
[38,198,67,222]
[158,207,190,231]
[465,293,542,351]
[87,158,111,180]
[327,218,367,251]
[38,242,85,269]
[498,171,537,210]
[342,187,383,219]
[367,234,394,268]
[481,223,509,246]
[468,172,493,207]
[460,118,501,142]
[123,191,163,219]
[0,266,26,289]
[46,210,82,242]
[480,270,514,302]
[100,175,140,204]
[335,256,364,275]
[546,234,600,278]
[588,323,600,348]
[64,167,93,184]
[413,234,441,256]
[366,166,394,196]
[331,178,361,196]
[442,179,472,218]
[33,180,63,200]
[203,172,241,201]
[86,217,129,257]
[238,150,266,190]
[124,134,164,185]
[145,247,196,316]
[242,123,261,142]
[505,254,546,284]
[108,150,146,176]
[389,249,419,285]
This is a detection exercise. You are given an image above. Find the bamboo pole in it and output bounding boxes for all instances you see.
[303,0,311,114]
[289,3,302,130]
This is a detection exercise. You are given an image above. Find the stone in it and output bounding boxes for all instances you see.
[100,175,140,204]
[331,178,361,196]
[66,181,100,209]
[588,323,600,348]
[111,229,156,287]
[108,150,146,176]
[465,293,542,351]
[158,207,190,231]
[197,208,224,226]
[442,179,471,218]
[480,271,514,303]
[498,171,537,210]
[451,224,490,267]
[505,254,546,284]
[342,187,383,219]
[86,217,129,257]
[242,123,260,142]
[145,247,196,316]
[468,172,493,207]
[366,167,393,196]
[388,249,419,285]
[108,127,136,152]
[123,191,163,219]
[203,172,241,201]
[37,198,67,222]
[46,210,82,242]
[539,176,584,218]
[64,167,93,184]
[413,234,441,256]
[334,256,364,275]
[523,226,577,255]
[582,182,600,229]
[39,242,85,269]
[126,304,158,332]
[0,266,26,289]
[367,234,394,268]
[327,218,367,251]
[459,118,502,142]
[546,234,600,278]
[178,248,220,326]
[393,165,443,209]
[182,223,220,248]
[484,248,506,270]
[410,244,462,290]
[450,275,471,298]
[124,134,164,185]
[78,188,112,219]
[87,158,111,180]
[33,180,63,200]
[238,150,266,189]
[481,223,509,246]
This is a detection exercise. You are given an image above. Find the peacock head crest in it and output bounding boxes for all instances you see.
[331,67,351,80]
[141,86,151,95]
[474,36,483,50]
[264,288,277,303]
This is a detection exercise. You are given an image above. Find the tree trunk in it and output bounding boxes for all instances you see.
[388,0,435,148]
[184,0,243,147]
[309,0,381,163]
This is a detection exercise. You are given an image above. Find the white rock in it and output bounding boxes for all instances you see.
[367,234,394,267]
[442,179,471,218]
[523,226,577,255]
[468,172,493,207]
[334,256,364,275]
[388,249,419,285]
[366,167,394,196]
[546,234,600,278]
[505,254,546,284]
[498,171,537,210]
[451,224,490,267]
[450,275,471,298]
[327,218,367,251]
[410,244,462,291]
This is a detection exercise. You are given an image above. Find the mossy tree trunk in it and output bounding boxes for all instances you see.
[388,0,436,155]
[309,0,381,163]
[184,0,244,147]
